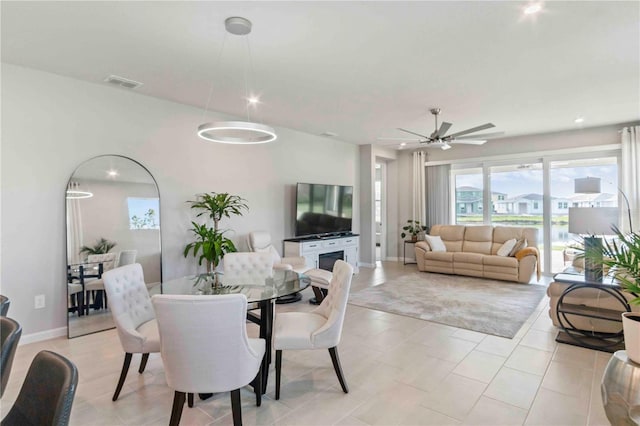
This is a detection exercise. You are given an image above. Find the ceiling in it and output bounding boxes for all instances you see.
[2,1,639,148]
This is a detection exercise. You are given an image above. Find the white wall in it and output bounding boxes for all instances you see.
[1,63,358,337]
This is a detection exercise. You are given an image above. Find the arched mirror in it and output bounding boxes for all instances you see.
[66,155,161,338]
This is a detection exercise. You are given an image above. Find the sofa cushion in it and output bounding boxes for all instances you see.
[483,255,519,267]
[424,251,454,262]
[453,252,484,264]
[425,235,446,252]
[492,227,538,255]
[462,226,492,254]
[430,225,465,252]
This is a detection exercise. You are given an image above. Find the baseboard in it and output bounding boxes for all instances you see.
[358,262,376,268]
[20,326,67,345]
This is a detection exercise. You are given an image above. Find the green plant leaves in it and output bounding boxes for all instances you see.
[79,237,117,255]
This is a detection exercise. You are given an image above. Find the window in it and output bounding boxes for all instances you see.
[533,202,539,209]
[453,168,483,224]
[128,198,160,229]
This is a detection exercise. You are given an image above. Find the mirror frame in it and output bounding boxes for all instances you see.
[65,154,162,338]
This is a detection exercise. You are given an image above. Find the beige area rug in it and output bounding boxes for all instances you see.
[348,272,547,338]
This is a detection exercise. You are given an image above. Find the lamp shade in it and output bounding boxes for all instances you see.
[575,177,601,194]
[568,207,619,235]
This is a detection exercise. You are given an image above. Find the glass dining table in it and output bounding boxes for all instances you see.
[160,270,311,394]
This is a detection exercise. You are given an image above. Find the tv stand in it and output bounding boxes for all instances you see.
[283,234,359,273]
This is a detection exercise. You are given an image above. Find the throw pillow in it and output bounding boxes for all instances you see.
[497,238,517,256]
[509,238,528,257]
[425,235,447,252]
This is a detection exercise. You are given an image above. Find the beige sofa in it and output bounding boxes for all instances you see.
[414,225,539,284]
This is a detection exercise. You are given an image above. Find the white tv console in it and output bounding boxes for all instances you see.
[283,234,359,273]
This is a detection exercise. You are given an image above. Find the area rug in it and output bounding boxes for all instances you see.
[348,273,547,338]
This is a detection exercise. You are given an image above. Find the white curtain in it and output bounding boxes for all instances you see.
[425,164,451,227]
[621,126,640,233]
[412,151,427,226]
[66,182,84,264]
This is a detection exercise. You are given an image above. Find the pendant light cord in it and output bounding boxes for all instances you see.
[201,31,229,123]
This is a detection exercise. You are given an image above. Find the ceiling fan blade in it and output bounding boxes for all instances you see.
[445,123,495,139]
[397,128,430,139]
[450,140,487,145]
[434,122,452,139]
[377,137,422,141]
[455,131,504,140]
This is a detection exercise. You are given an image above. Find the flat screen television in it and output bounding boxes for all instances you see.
[295,183,353,237]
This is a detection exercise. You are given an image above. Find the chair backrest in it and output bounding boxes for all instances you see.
[87,252,118,274]
[1,317,22,398]
[103,264,155,352]
[222,252,274,286]
[152,294,263,394]
[1,350,78,426]
[0,295,10,316]
[311,260,353,348]
[247,231,282,264]
[117,250,138,267]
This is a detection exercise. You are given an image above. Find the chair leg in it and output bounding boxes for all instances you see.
[139,353,150,373]
[329,347,349,394]
[230,389,242,426]
[275,349,282,400]
[187,393,194,408]
[113,353,132,401]
[254,364,262,407]
[169,391,186,426]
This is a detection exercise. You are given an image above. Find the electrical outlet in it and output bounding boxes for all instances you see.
[34,294,45,309]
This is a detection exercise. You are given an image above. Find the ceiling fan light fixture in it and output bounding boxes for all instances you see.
[441,143,452,151]
[197,17,277,145]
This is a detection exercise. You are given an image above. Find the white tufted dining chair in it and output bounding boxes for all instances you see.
[248,231,333,304]
[117,250,137,267]
[247,231,308,273]
[152,294,265,426]
[221,252,275,286]
[102,263,160,401]
[273,260,353,399]
[84,252,118,312]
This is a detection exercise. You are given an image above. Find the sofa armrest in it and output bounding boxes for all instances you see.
[414,241,430,271]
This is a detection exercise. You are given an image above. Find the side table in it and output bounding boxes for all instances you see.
[553,273,630,352]
[601,350,640,425]
[403,240,417,265]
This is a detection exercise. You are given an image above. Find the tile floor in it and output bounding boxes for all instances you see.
[1,261,614,425]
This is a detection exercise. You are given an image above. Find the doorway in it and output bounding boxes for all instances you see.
[375,162,386,261]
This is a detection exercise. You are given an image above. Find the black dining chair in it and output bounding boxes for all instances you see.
[1,350,78,426]
[0,295,10,316]
[0,317,21,398]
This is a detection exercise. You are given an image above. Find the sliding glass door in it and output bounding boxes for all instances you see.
[490,163,544,270]
[449,151,619,275]
[549,157,618,273]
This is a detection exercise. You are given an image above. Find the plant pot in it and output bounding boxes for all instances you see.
[411,235,418,242]
[622,312,640,364]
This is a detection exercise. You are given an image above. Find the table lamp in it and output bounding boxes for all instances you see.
[568,207,619,282]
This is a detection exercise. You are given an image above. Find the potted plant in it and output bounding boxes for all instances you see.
[401,220,427,242]
[597,227,640,363]
[79,238,117,257]
[183,192,248,289]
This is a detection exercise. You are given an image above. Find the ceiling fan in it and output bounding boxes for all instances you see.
[379,108,503,150]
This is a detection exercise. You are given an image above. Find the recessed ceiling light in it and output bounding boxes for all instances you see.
[523,2,543,15]
[400,142,407,147]
[107,169,119,177]
[247,96,259,105]
[574,117,585,124]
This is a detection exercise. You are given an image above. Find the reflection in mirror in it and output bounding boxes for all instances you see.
[66,155,161,338]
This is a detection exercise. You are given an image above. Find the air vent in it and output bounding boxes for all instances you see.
[104,75,143,89]
[319,131,338,137]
